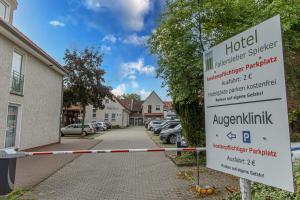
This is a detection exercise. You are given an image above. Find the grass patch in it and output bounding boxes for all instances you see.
[0,188,32,200]
[168,151,206,166]
[146,130,206,166]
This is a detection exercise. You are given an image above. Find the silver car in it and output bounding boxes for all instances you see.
[92,122,107,131]
[61,123,96,136]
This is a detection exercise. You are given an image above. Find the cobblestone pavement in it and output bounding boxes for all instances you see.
[26,127,197,200]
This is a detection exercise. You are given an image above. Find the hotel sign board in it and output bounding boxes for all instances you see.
[203,15,294,192]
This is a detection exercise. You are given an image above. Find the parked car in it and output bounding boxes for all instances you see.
[61,123,96,136]
[160,124,187,146]
[151,119,178,131]
[153,121,180,135]
[147,120,163,131]
[104,121,112,129]
[92,122,107,131]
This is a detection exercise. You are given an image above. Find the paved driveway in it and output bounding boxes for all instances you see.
[26,127,196,200]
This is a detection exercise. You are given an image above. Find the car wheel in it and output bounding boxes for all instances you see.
[61,132,65,137]
[82,131,87,136]
[168,134,177,144]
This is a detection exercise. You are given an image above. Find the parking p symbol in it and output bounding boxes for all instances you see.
[242,131,251,143]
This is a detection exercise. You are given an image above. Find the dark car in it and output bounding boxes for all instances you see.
[153,121,180,135]
[104,121,112,129]
[151,119,179,131]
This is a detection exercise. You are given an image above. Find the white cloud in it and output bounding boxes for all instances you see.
[102,34,117,43]
[121,58,155,78]
[123,34,149,46]
[140,89,151,100]
[112,84,126,96]
[49,20,65,27]
[131,80,139,89]
[101,45,111,53]
[83,0,150,31]
[128,75,136,80]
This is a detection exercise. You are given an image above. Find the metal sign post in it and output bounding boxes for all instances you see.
[176,133,181,156]
[240,178,252,200]
[196,150,200,185]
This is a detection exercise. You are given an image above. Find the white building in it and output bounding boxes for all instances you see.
[0,0,66,150]
[142,91,164,122]
[85,96,130,128]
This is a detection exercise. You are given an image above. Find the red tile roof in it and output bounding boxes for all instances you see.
[144,113,164,117]
[120,99,143,112]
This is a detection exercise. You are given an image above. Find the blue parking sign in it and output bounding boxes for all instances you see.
[242,131,251,143]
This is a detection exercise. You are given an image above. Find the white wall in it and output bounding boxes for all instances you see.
[142,92,164,115]
[86,98,129,127]
[0,34,63,150]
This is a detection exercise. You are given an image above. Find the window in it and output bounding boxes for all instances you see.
[0,1,7,21]
[156,105,160,111]
[104,113,109,121]
[111,113,116,121]
[11,51,24,94]
[5,105,18,148]
[92,107,96,118]
[148,105,152,113]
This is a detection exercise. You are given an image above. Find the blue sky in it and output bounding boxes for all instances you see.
[13,0,170,100]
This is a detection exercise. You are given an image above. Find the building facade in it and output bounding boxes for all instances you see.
[121,99,143,126]
[0,0,66,150]
[142,91,164,122]
[85,96,130,128]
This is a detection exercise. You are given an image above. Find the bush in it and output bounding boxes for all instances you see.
[228,159,300,200]
[291,133,300,142]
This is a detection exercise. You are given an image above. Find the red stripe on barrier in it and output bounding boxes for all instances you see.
[147,148,165,152]
[183,148,197,151]
[73,150,92,154]
[32,152,53,155]
[111,150,129,153]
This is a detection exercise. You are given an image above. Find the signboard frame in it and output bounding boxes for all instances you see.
[203,15,294,192]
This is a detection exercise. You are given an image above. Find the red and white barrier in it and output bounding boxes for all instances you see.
[23,147,206,156]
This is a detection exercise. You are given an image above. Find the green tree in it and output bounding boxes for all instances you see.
[120,93,141,101]
[149,0,300,145]
[64,47,112,134]
[149,0,204,146]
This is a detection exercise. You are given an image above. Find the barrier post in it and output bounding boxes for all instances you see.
[196,150,200,185]
[240,178,251,200]
[0,149,25,196]
[176,134,181,156]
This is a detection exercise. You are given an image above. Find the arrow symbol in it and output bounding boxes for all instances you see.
[227,132,236,140]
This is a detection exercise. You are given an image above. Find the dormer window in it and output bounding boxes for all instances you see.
[0,1,8,21]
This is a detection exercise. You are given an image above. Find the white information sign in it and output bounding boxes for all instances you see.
[203,15,294,192]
